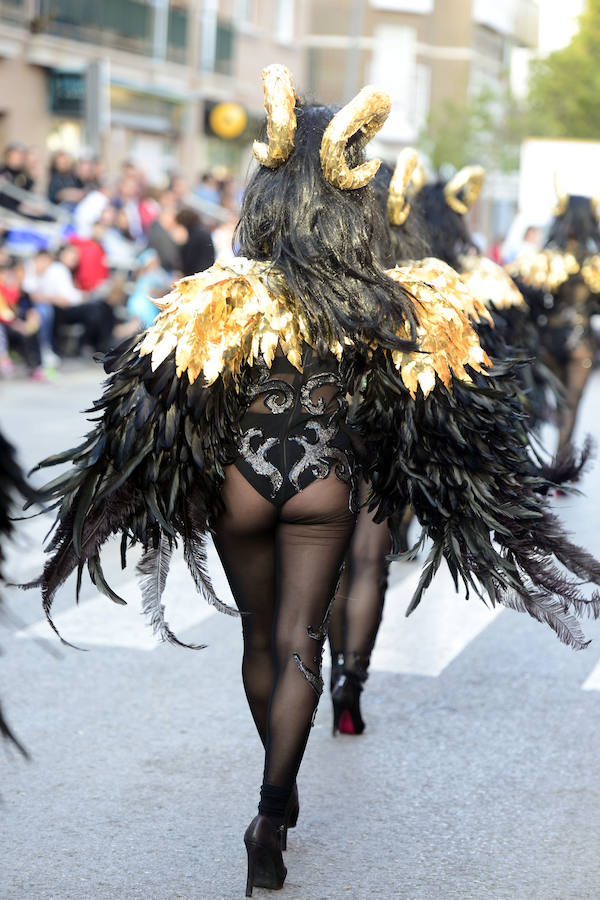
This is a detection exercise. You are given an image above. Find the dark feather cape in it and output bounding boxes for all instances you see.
[344,347,600,649]
[27,335,244,650]
[1,430,38,757]
[26,263,600,652]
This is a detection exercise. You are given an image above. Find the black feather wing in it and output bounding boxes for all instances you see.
[348,347,600,649]
[30,336,243,647]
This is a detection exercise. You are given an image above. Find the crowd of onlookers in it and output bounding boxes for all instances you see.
[0,141,240,381]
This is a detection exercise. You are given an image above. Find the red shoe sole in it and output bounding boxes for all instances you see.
[338,709,357,734]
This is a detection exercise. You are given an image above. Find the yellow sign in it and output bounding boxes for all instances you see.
[209,102,247,139]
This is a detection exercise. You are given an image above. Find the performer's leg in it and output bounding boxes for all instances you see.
[342,507,391,681]
[261,473,354,798]
[557,341,594,452]
[213,466,278,747]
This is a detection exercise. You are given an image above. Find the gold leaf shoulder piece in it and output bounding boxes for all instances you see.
[386,263,491,399]
[459,255,525,310]
[138,258,312,385]
[506,249,579,293]
[581,254,600,294]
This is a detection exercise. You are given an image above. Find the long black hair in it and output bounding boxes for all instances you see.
[411,181,476,271]
[371,162,431,264]
[235,102,417,353]
[545,195,600,255]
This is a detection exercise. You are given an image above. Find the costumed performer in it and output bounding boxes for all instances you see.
[507,179,600,453]
[26,67,600,895]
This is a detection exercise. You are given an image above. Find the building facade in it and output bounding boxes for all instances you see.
[307,0,538,151]
[0,0,309,184]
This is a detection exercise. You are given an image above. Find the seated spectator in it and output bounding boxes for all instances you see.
[93,205,137,270]
[0,142,49,219]
[126,248,170,331]
[23,245,114,359]
[146,192,182,273]
[47,151,84,209]
[68,232,109,292]
[0,259,43,379]
[174,208,215,277]
[73,184,110,238]
[74,153,100,195]
[195,172,220,205]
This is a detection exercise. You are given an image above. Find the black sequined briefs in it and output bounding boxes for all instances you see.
[234,348,355,505]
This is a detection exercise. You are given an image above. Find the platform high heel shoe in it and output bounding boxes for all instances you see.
[332,670,366,735]
[244,815,287,896]
[279,783,299,852]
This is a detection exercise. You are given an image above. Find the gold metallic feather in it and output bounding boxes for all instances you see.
[581,254,600,293]
[138,259,320,385]
[459,254,526,311]
[386,262,491,398]
[140,257,490,401]
[506,249,580,292]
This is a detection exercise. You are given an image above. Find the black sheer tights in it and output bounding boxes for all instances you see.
[552,339,595,453]
[328,480,391,681]
[213,465,355,790]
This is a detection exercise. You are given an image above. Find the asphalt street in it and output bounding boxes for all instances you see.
[2,362,600,900]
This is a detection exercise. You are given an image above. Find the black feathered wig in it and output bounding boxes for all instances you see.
[546,194,600,256]
[235,98,418,353]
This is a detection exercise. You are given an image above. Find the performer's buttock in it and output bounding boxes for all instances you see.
[234,353,356,507]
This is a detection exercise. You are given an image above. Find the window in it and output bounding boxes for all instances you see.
[215,21,235,75]
[275,0,295,45]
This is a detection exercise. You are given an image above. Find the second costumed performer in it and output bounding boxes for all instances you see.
[29,66,600,895]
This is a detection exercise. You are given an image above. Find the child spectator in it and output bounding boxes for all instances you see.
[0,259,43,379]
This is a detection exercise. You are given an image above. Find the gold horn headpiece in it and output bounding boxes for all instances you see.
[252,64,297,168]
[552,172,568,217]
[444,165,485,215]
[320,86,391,190]
[387,147,418,226]
[410,157,427,196]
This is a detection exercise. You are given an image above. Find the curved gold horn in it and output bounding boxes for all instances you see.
[410,157,427,196]
[320,86,391,190]
[252,64,297,168]
[387,147,418,226]
[444,165,485,215]
[552,172,568,217]
[591,195,600,221]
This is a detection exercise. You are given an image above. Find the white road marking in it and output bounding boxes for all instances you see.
[370,563,503,677]
[581,659,600,691]
[17,538,502,674]
[16,542,233,651]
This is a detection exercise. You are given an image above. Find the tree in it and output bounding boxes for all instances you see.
[418,85,527,174]
[526,0,600,138]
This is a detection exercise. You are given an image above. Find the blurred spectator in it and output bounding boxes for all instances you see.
[139,187,161,233]
[126,248,170,331]
[92,206,136,270]
[69,232,109,292]
[195,172,220,205]
[0,259,43,379]
[513,225,543,261]
[168,172,189,209]
[23,245,114,360]
[0,142,40,217]
[211,211,239,262]
[146,191,181,272]
[114,174,144,241]
[74,185,110,238]
[74,153,100,194]
[174,208,215,277]
[47,151,84,209]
